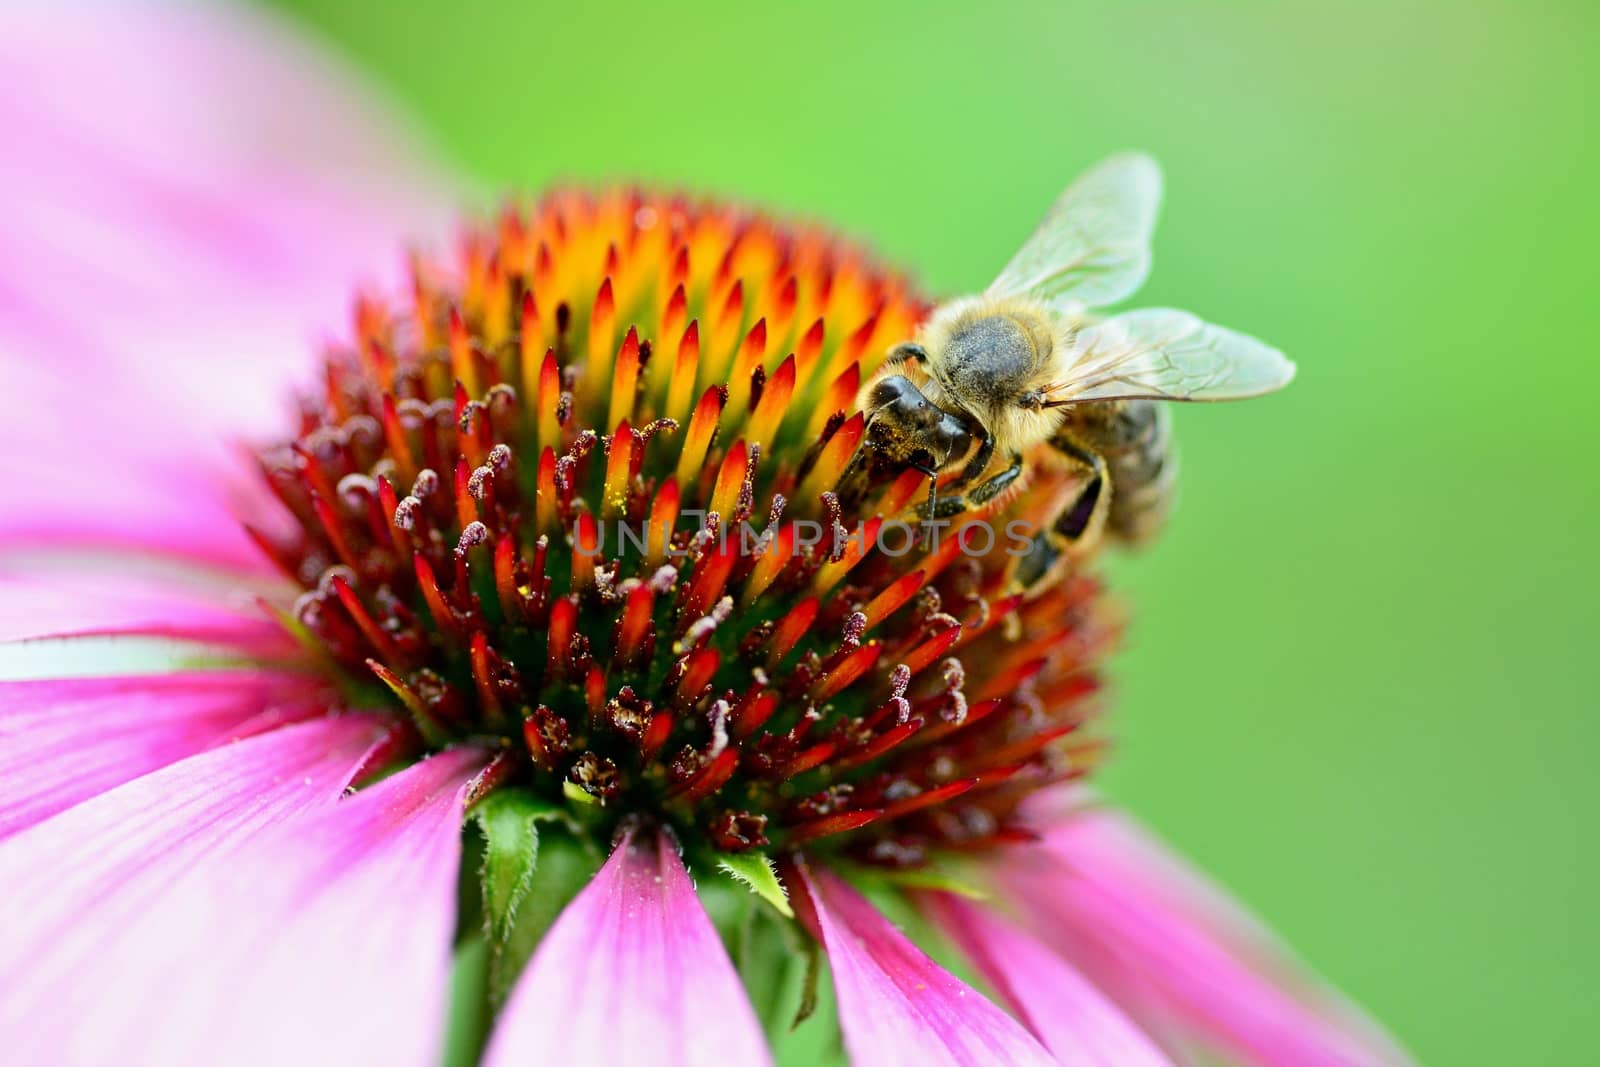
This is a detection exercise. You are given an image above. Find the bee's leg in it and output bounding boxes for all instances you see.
[918,451,1024,519]
[1047,444,1111,553]
[966,451,1025,505]
[917,432,986,519]
[922,496,971,520]
[1012,530,1064,592]
[885,342,929,367]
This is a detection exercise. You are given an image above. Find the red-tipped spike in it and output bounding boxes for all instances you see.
[682,542,739,625]
[742,523,796,606]
[918,521,970,584]
[795,317,825,381]
[536,349,562,455]
[637,710,672,761]
[367,660,450,745]
[837,307,881,372]
[330,575,403,665]
[972,724,1080,772]
[662,282,688,345]
[518,289,543,375]
[747,353,795,448]
[376,477,411,558]
[727,318,768,416]
[648,279,689,394]
[776,741,838,780]
[310,496,360,575]
[812,516,882,595]
[585,664,607,719]
[482,256,511,347]
[878,467,929,517]
[453,457,478,530]
[731,690,780,740]
[572,512,600,591]
[413,555,458,639]
[675,386,725,491]
[787,809,884,846]
[834,720,920,772]
[547,597,578,679]
[608,327,641,431]
[811,641,881,701]
[668,244,690,289]
[646,477,681,565]
[674,648,721,705]
[469,631,505,722]
[464,750,519,809]
[796,412,865,506]
[587,276,616,379]
[603,420,635,519]
[712,279,745,360]
[380,393,417,486]
[614,583,656,668]
[772,274,798,338]
[666,320,701,426]
[816,361,861,432]
[880,779,978,820]
[493,534,522,623]
[860,569,924,631]
[674,748,738,803]
[972,656,1048,703]
[708,440,749,523]
[768,597,819,665]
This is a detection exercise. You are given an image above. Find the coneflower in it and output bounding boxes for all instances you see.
[0,5,1410,1067]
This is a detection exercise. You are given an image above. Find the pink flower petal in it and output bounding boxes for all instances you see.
[791,861,1054,1067]
[485,827,772,1067]
[0,670,329,838]
[0,713,387,1060]
[0,563,291,646]
[921,891,1173,1066]
[0,2,457,567]
[1002,801,1413,1067]
[0,735,481,1067]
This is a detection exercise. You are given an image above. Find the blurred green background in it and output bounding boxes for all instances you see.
[273,1,1596,1061]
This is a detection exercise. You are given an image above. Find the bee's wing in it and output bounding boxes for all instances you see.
[985,153,1162,310]
[1048,308,1295,404]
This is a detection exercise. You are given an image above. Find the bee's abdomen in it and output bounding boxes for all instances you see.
[1101,400,1176,544]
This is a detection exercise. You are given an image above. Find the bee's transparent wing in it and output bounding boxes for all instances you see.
[985,153,1162,311]
[1048,308,1295,403]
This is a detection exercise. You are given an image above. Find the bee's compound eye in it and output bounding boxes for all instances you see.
[870,374,917,408]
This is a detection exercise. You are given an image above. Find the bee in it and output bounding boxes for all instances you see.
[856,153,1294,584]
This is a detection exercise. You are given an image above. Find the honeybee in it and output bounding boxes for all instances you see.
[856,153,1293,583]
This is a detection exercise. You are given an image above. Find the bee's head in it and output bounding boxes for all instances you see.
[863,373,972,469]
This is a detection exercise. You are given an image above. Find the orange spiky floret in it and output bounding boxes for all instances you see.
[257,189,1116,866]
